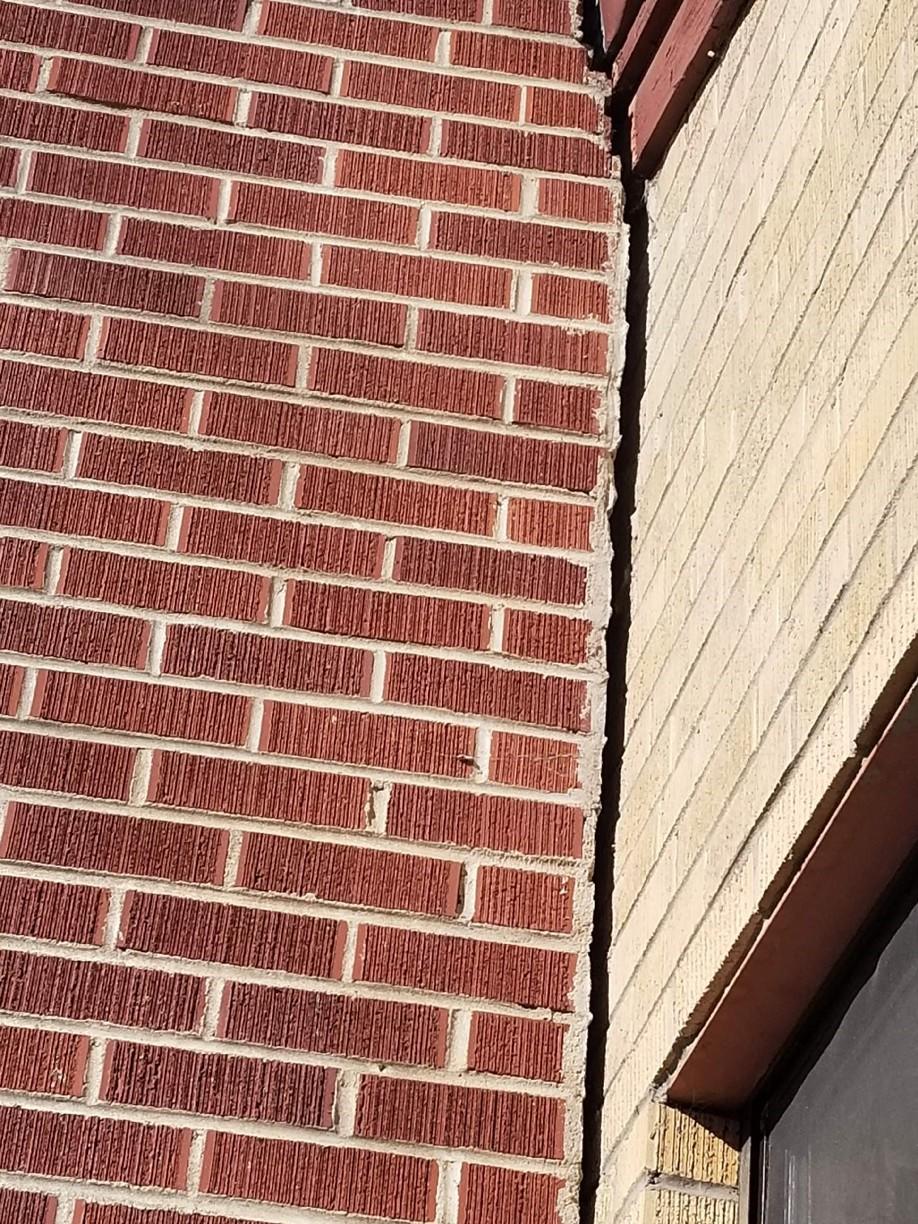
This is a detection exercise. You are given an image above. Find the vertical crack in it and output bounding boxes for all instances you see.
[578,22,650,1219]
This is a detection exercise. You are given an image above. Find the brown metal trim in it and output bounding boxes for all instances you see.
[667,671,918,1112]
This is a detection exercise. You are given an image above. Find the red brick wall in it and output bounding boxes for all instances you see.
[0,0,618,1220]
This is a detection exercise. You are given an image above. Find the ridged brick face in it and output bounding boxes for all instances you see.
[0,0,618,1220]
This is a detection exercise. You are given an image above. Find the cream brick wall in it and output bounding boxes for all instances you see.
[601,0,918,1214]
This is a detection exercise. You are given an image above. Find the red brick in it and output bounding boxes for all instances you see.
[0,538,46,589]
[78,434,279,504]
[310,349,502,419]
[151,751,369,830]
[533,273,610,321]
[287,581,489,651]
[0,198,107,249]
[0,1106,188,1188]
[61,551,269,622]
[411,420,600,492]
[356,0,479,16]
[460,1165,563,1224]
[263,2,438,60]
[343,62,517,121]
[1,803,226,885]
[141,119,321,184]
[119,218,310,279]
[200,392,397,463]
[323,246,512,308]
[432,212,608,270]
[119,891,342,978]
[0,49,39,92]
[100,317,298,387]
[103,1041,334,1127]
[337,150,518,210]
[387,653,587,731]
[0,730,134,800]
[0,147,17,187]
[442,121,607,177]
[0,96,126,153]
[493,0,571,32]
[504,609,590,665]
[0,1026,87,1095]
[514,379,601,434]
[0,662,21,715]
[223,980,447,1066]
[0,479,166,545]
[263,701,475,778]
[150,28,333,91]
[508,498,593,549]
[355,1076,564,1158]
[475,865,573,933]
[69,0,245,24]
[2,5,139,56]
[356,925,576,1010]
[0,875,105,944]
[0,303,87,360]
[163,623,369,696]
[81,1208,248,1224]
[202,1130,437,1219]
[450,30,584,82]
[0,602,148,668]
[0,418,63,472]
[539,177,615,223]
[251,92,428,153]
[297,465,494,534]
[230,182,418,243]
[0,362,189,432]
[489,730,579,792]
[50,60,236,123]
[240,830,461,917]
[395,538,587,605]
[35,670,250,746]
[0,1188,54,1223]
[182,506,382,577]
[417,310,607,373]
[0,948,203,1030]
[30,152,218,218]
[528,85,602,130]
[213,281,405,346]
[468,1012,565,1082]
[8,250,204,318]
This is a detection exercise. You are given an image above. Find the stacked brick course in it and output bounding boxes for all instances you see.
[0,0,619,1220]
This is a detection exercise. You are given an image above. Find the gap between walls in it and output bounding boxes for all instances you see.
[577,11,650,1219]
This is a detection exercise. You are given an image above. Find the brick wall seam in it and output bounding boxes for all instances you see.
[0,0,621,1221]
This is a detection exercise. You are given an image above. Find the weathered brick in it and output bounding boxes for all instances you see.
[212,280,405,346]
[460,1165,564,1224]
[411,420,600,491]
[141,119,321,184]
[230,182,417,242]
[239,830,461,916]
[432,211,608,270]
[356,1076,565,1158]
[223,980,447,1066]
[2,4,139,57]
[514,379,600,434]
[416,309,607,373]
[1,803,226,885]
[119,892,342,978]
[475,865,574,933]
[0,479,167,545]
[0,875,104,945]
[49,59,236,122]
[0,360,191,431]
[504,609,590,665]
[0,730,134,800]
[509,498,594,549]
[150,28,333,91]
[450,30,584,82]
[489,730,580,792]
[8,251,204,318]
[356,926,576,1010]
[262,3,438,60]
[310,349,502,418]
[0,603,148,668]
[395,537,587,605]
[287,581,489,650]
[343,62,518,121]
[0,538,46,589]
[119,218,310,279]
[0,302,87,359]
[296,465,494,533]
[468,1012,565,1082]
[533,272,610,320]
[263,701,475,777]
[0,418,63,473]
[67,0,244,25]
[34,670,250,745]
[0,96,126,153]
[0,1026,88,1095]
[322,246,512,308]
[251,92,429,153]
[150,751,369,830]
[30,152,218,217]
[103,1041,334,1127]
[442,120,607,176]
[163,623,369,696]
[538,177,615,223]
[0,198,107,249]
[337,150,519,209]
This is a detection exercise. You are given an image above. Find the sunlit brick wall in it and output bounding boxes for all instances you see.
[0,0,620,1220]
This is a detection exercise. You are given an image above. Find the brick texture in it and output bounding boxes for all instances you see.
[0,1,616,1221]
